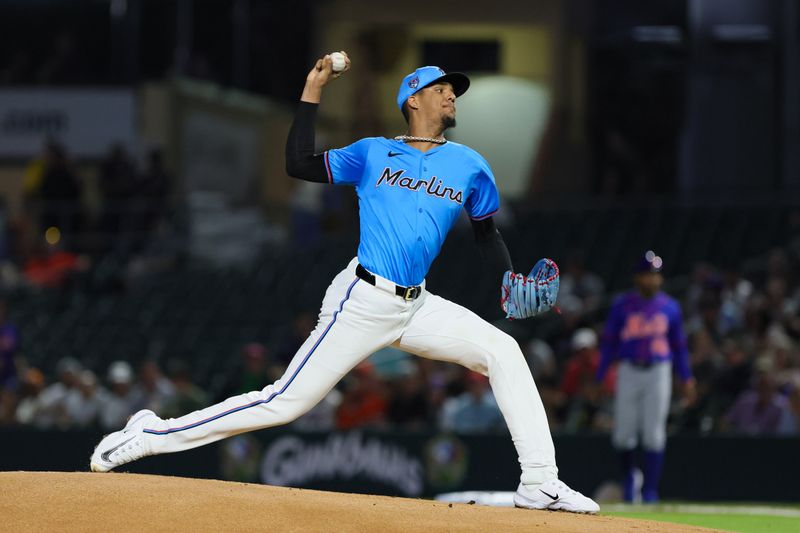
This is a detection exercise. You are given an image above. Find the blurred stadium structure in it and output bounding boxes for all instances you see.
[1,0,799,502]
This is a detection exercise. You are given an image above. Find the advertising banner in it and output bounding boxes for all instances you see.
[3,428,798,501]
[0,88,136,158]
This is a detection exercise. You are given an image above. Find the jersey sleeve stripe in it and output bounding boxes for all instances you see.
[324,150,333,184]
[469,208,498,221]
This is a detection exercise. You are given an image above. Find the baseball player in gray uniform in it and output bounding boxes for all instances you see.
[598,251,696,503]
[90,52,599,514]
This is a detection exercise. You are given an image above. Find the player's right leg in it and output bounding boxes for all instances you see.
[90,258,402,472]
[613,362,644,503]
[394,292,599,514]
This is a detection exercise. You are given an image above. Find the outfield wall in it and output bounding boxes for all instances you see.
[3,429,797,502]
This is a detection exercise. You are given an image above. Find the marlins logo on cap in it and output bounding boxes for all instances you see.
[396,66,470,111]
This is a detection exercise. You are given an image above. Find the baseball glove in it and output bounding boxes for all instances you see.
[501,258,560,319]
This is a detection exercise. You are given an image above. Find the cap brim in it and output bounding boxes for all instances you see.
[424,72,470,97]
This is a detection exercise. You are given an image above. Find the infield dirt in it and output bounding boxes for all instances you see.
[1,471,721,532]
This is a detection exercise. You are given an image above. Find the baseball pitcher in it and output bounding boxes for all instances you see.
[90,53,599,514]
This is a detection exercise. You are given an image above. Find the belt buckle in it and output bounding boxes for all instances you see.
[403,286,419,301]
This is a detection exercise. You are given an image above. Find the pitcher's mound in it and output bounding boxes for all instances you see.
[2,472,715,532]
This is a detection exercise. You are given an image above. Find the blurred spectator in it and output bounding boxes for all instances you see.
[38,141,82,246]
[63,370,103,428]
[99,144,137,249]
[275,313,316,367]
[216,343,273,401]
[560,328,614,432]
[0,384,16,425]
[5,212,800,438]
[139,149,171,224]
[719,266,753,334]
[99,361,139,430]
[680,327,722,432]
[710,339,753,421]
[559,255,605,314]
[688,291,724,345]
[161,361,209,419]
[526,339,562,426]
[766,249,791,284]
[0,298,21,390]
[440,371,504,433]
[34,357,82,429]
[686,263,720,313]
[779,385,800,434]
[425,372,449,426]
[130,148,172,252]
[553,294,586,339]
[14,368,46,426]
[335,362,387,430]
[723,358,793,435]
[771,342,800,394]
[741,305,772,355]
[292,389,342,431]
[387,364,431,429]
[369,346,413,378]
[562,329,604,396]
[23,238,89,289]
[134,359,175,413]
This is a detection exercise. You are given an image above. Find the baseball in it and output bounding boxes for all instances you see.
[330,52,347,72]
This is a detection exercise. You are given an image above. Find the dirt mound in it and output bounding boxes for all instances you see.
[1,472,717,532]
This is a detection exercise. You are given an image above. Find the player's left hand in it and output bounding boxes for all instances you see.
[501,258,560,319]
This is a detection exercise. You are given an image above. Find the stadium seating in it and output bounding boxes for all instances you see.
[9,203,796,385]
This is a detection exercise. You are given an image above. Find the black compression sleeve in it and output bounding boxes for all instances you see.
[285,101,329,183]
[471,217,513,279]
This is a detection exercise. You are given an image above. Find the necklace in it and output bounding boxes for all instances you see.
[394,135,447,145]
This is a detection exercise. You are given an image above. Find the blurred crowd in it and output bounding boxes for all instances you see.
[0,133,798,434]
[0,243,799,436]
[0,139,172,292]
[533,248,800,436]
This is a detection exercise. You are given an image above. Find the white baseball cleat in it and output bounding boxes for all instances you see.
[514,478,600,514]
[90,409,157,472]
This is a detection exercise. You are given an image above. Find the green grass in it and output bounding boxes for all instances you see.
[607,510,800,533]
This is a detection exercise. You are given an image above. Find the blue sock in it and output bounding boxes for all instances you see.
[619,449,636,502]
[643,450,664,503]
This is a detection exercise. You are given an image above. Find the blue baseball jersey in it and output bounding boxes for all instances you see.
[598,291,692,381]
[324,137,499,286]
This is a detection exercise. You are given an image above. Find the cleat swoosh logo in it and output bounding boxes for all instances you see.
[388,151,402,157]
[100,436,135,462]
[540,489,559,501]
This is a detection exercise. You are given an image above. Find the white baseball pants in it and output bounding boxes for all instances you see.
[142,258,558,485]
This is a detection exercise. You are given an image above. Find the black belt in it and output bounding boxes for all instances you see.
[355,263,422,301]
[630,359,667,369]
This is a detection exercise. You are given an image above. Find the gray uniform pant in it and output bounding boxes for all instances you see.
[612,361,672,452]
